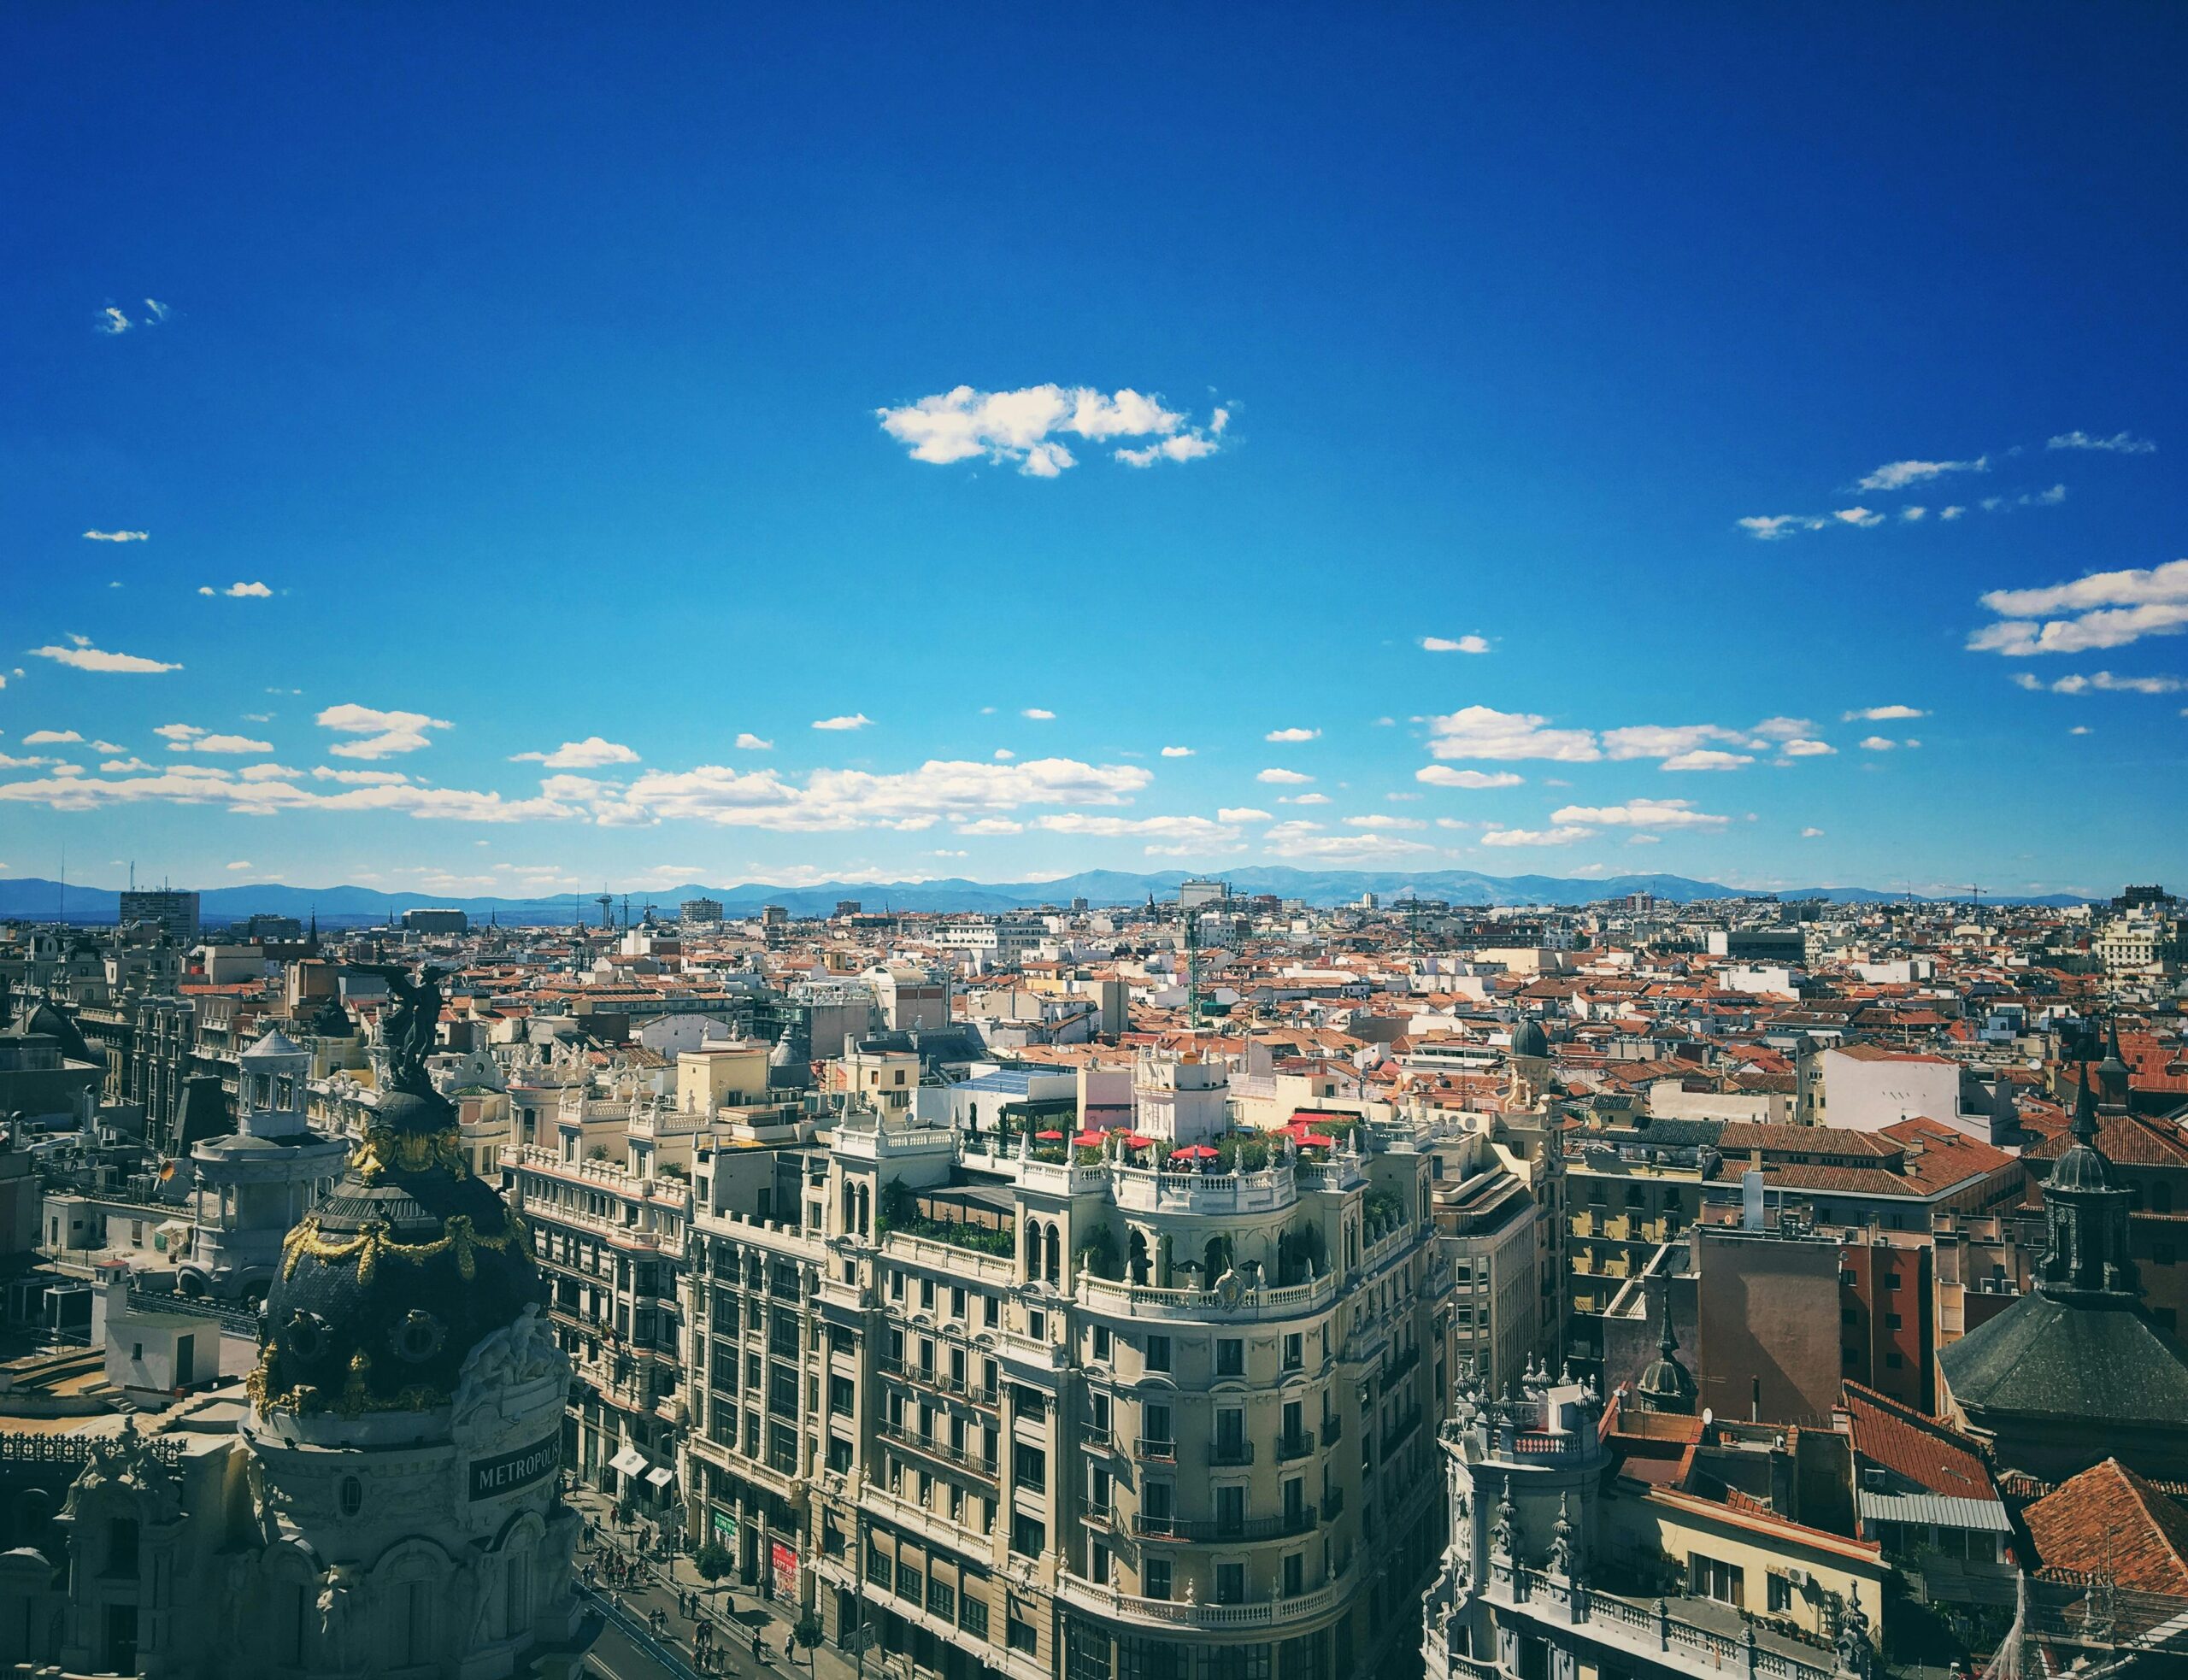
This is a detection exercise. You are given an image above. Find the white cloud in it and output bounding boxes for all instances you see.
[877,385,1223,476]
[1021,708,1056,720]
[1281,792,1331,805]
[1550,799,1728,830]
[956,818,1024,836]
[1420,635,1491,654]
[2070,725,2092,736]
[1901,507,1926,522]
[1601,724,1750,761]
[1422,705,1598,762]
[1256,767,1314,784]
[96,757,153,772]
[312,767,409,784]
[315,703,451,758]
[811,713,873,731]
[97,307,132,335]
[23,730,82,745]
[1160,745,1194,757]
[1032,814,1238,843]
[0,754,58,770]
[1858,736,1899,750]
[1969,559,2188,655]
[1843,704,1926,721]
[1738,514,1828,540]
[1434,817,1470,831]
[993,749,1015,761]
[1750,718,1815,741]
[1940,506,1965,520]
[1479,825,1594,848]
[609,756,1150,831]
[30,639,180,673]
[510,737,641,768]
[1415,766,1524,790]
[2049,430,2156,455]
[1343,814,1425,830]
[83,530,147,543]
[197,580,272,598]
[1217,807,1272,823]
[1262,819,1434,861]
[1856,455,1986,492]
[1833,507,1885,529]
[144,298,170,323]
[156,723,273,755]
[1800,827,1825,838]
[1661,749,1753,771]
[0,762,581,824]
[1779,739,1836,757]
[226,860,253,871]
[1627,834,1661,846]
[1265,726,1320,743]
[734,733,773,750]
[2037,671,2185,696]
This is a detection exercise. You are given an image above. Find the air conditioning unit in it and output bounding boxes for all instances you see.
[1862,1466,1887,1489]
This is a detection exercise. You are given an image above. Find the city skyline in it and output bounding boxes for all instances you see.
[8,9,2186,900]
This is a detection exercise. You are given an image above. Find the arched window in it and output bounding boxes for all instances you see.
[1044,1225,1062,1285]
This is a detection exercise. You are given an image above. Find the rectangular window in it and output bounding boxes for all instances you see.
[897,1560,921,1601]
[1146,1335,1172,1372]
[1144,1560,1172,1601]
[960,1595,989,1639]
[866,1543,891,1590]
[1013,1442,1047,1490]
[1009,1511,1046,1559]
[1767,1573,1794,1615]
[927,1575,955,1620]
[1008,1613,1038,1655]
[1691,1554,1744,1608]
[1215,1562,1245,1604]
[1217,1338,1244,1376]
[951,1285,967,1318]
[828,1374,854,1417]
[1283,1332,1303,1371]
[984,1295,999,1328]
[768,1361,798,1419]
[1092,1325,1111,1360]
[920,1277,936,1310]
[1283,1552,1303,1596]
[826,1435,852,1475]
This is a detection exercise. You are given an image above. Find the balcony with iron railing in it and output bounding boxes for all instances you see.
[1055,1562,1358,1631]
[1134,1437,1178,1464]
[877,1419,997,1477]
[1209,1437,1256,1467]
[1132,1506,1319,1544]
[1273,1430,1316,1462]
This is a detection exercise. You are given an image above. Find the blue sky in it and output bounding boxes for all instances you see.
[4,7,2185,899]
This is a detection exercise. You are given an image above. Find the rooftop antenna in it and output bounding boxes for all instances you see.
[621,892,631,931]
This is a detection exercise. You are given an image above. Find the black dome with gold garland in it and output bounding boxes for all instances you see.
[251,966,542,1418]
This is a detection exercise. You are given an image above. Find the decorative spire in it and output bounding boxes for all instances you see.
[2072,1060,2100,1148]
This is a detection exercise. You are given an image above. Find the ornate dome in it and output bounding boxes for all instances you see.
[13,999,92,1065]
[253,967,540,1420]
[1511,1018,1550,1060]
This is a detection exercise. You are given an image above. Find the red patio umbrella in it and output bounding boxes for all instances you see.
[1168,1144,1218,1160]
[1037,1130,1066,1141]
[1122,1132,1156,1146]
[1072,1130,1106,1147]
[1296,1132,1336,1148]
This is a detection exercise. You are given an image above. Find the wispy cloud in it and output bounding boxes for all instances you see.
[315,702,451,758]
[811,713,873,731]
[1551,798,1727,829]
[156,724,274,755]
[1843,704,1926,721]
[83,530,148,543]
[877,385,1226,477]
[2049,430,2156,455]
[1420,635,1491,654]
[1968,559,2188,656]
[198,581,272,598]
[2012,669,2185,696]
[1415,766,1524,789]
[1856,455,1987,492]
[1479,825,1593,848]
[30,636,180,673]
[510,737,640,768]
[1021,708,1056,720]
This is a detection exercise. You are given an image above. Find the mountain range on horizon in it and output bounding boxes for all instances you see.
[0,870,2096,927]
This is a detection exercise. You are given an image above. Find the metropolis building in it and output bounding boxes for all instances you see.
[0,973,591,1678]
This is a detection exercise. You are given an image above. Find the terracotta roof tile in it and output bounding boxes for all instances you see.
[1840,1383,1997,1503]
[2025,1459,2188,1595]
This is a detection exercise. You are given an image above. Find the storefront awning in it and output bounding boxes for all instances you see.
[645,1466,675,1489]
[609,1446,648,1477]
